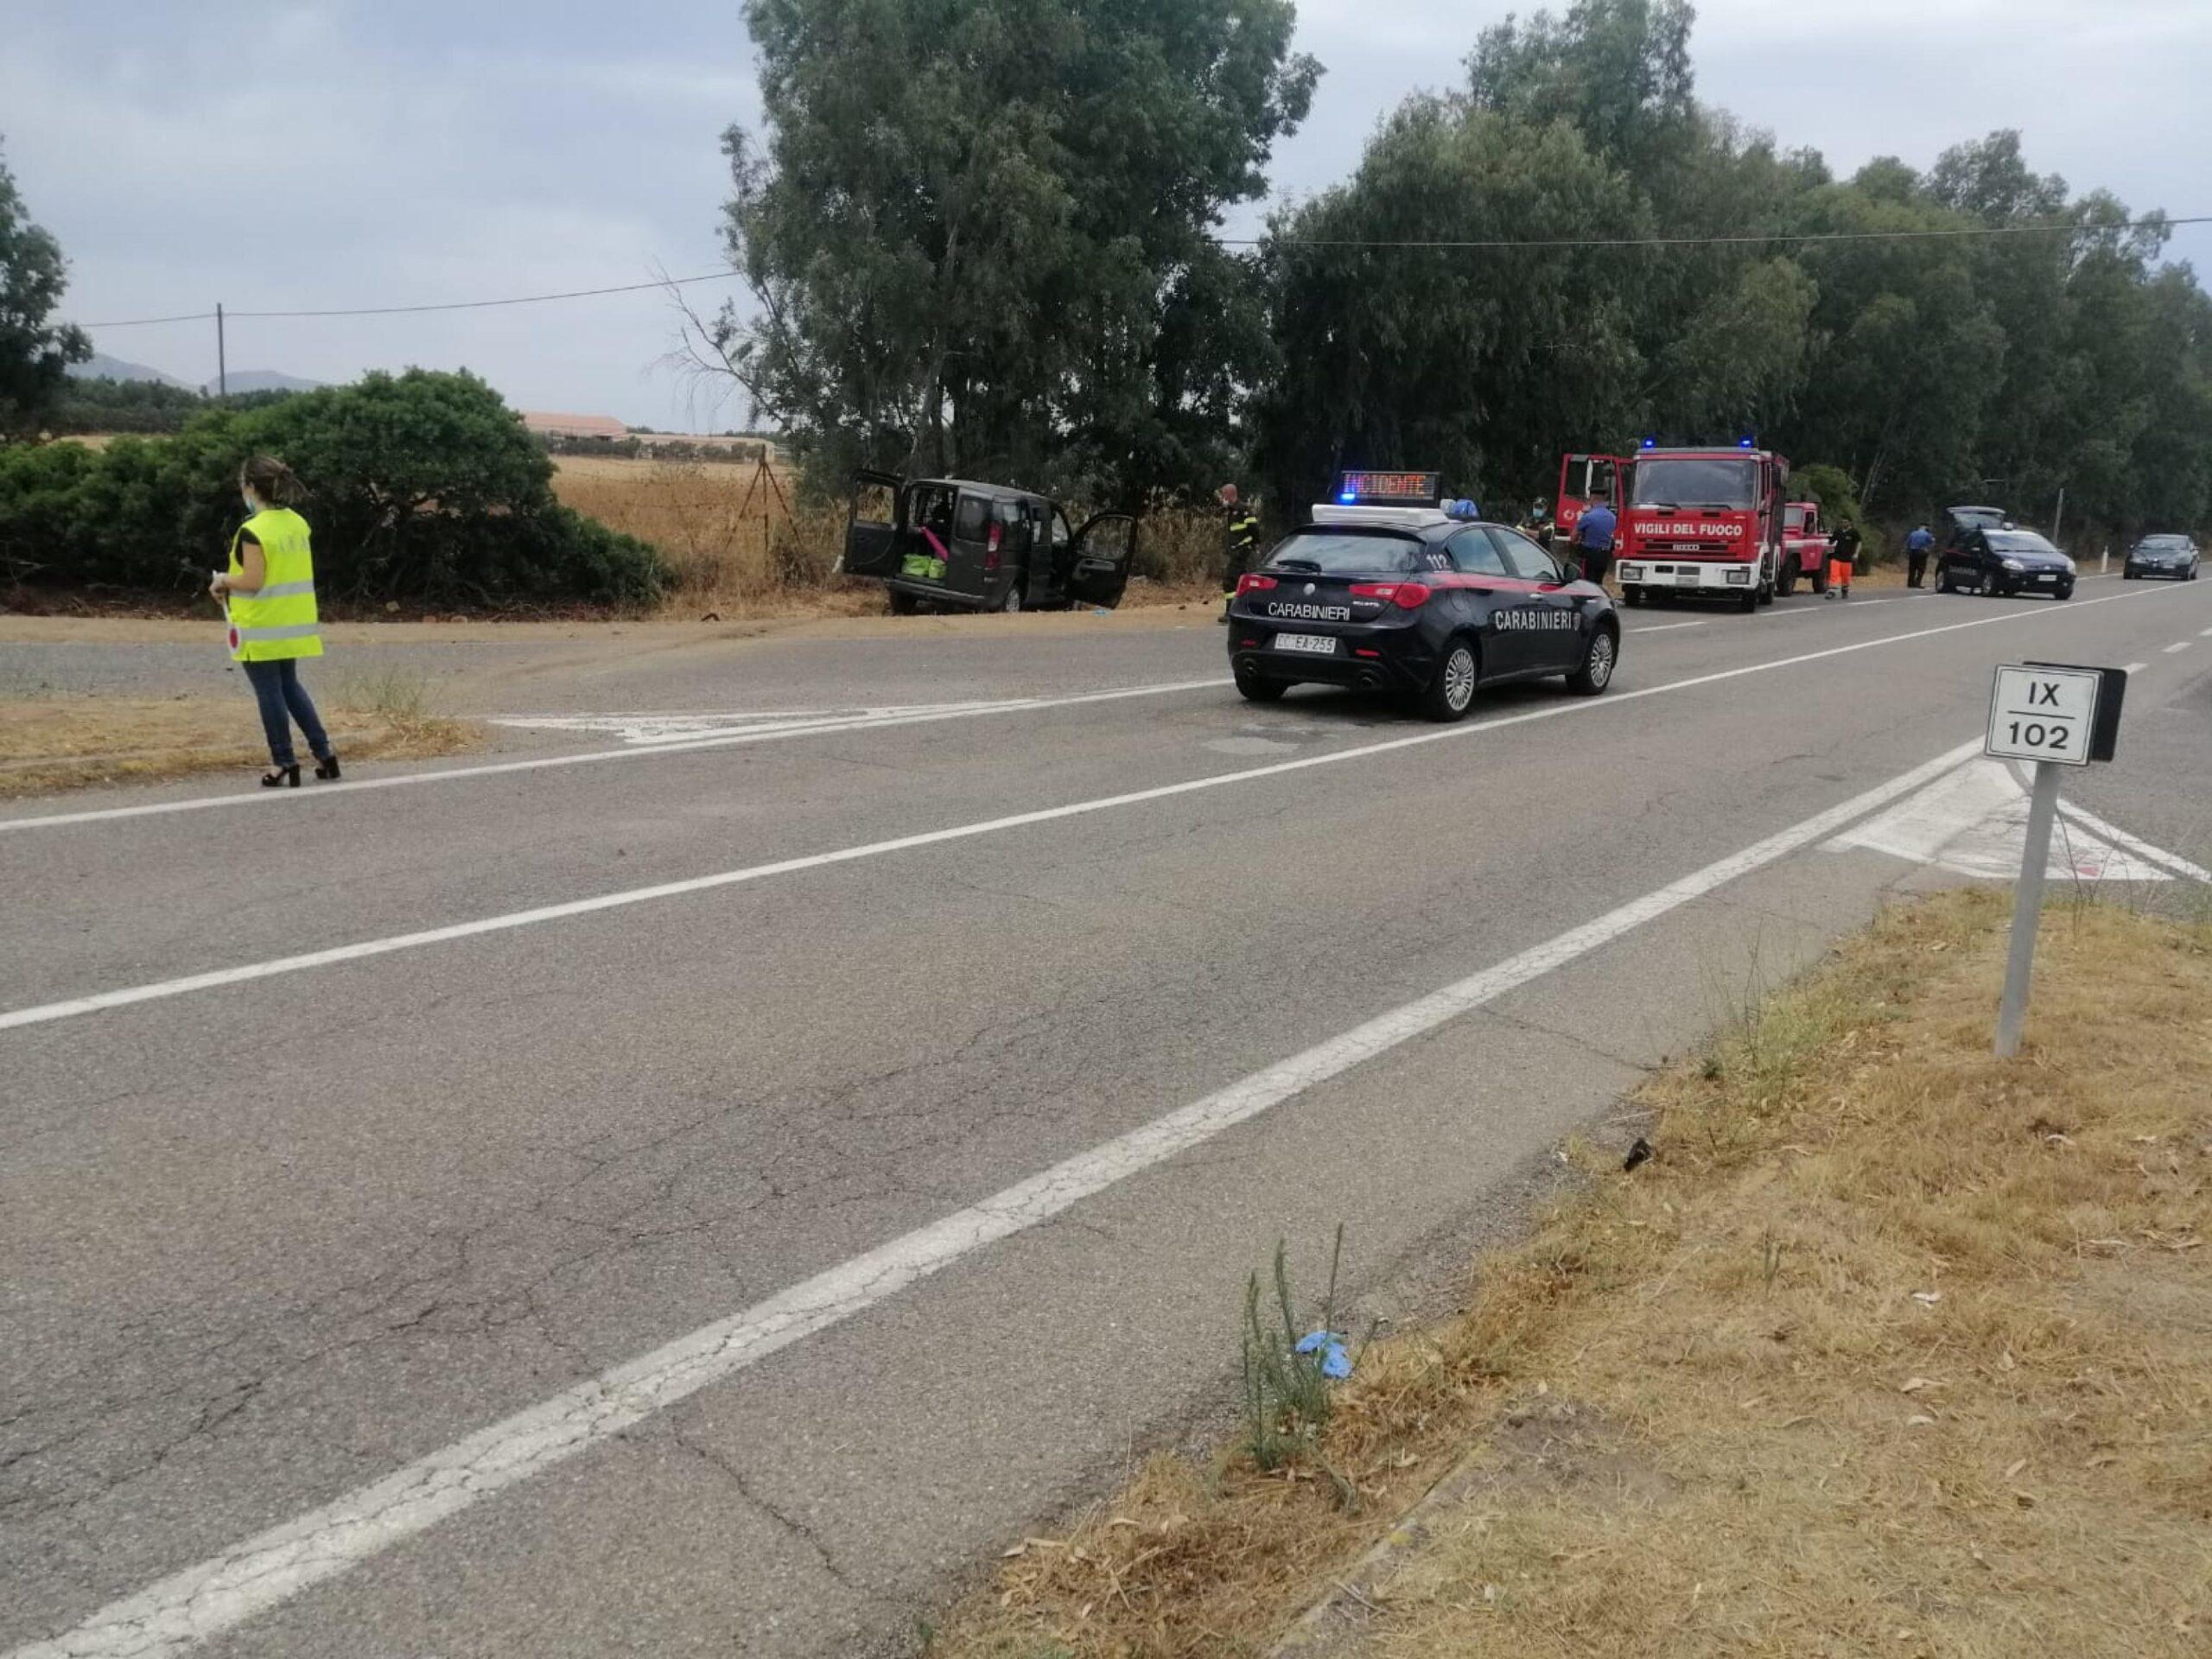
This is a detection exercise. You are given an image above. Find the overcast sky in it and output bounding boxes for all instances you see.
[6,0,2208,429]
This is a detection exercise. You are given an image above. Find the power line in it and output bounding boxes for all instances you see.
[74,212,2209,330]
[79,270,737,329]
[1228,213,2211,251]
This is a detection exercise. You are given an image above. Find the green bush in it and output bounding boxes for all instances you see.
[0,368,666,607]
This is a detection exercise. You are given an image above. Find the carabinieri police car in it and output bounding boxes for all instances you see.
[1227,472,1621,721]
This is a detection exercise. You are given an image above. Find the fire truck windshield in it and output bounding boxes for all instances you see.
[1632,457,1758,511]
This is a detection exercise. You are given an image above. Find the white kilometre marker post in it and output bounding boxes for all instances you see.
[1985,661,2126,1058]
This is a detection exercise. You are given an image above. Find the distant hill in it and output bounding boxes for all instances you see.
[69,353,193,389]
[200,370,326,396]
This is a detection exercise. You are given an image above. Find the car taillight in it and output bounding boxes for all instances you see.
[1350,582,1431,609]
[1236,574,1278,596]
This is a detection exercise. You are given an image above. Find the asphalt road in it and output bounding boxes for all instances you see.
[5,575,2209,1658]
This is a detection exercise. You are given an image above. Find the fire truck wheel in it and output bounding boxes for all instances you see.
[1777,563,1796,598]
[1737,587,1758,613]
[1756,575,1776,606]
[1623,585,1645,607]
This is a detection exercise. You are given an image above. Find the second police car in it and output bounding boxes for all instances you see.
[1228,472,1621,721]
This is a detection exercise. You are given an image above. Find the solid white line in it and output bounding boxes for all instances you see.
[0,680,1231,835]
[0,582,2181,1033]
[5,735,1987,1659]
[2056,801,2212,884]
[1624,620,1710,635]
[2124,663,2150,674]
[2164,640,2192,654]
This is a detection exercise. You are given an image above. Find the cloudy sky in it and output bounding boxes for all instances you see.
[6,1,2208,429]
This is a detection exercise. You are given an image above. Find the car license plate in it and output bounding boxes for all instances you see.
[1274,632,1338,656]
[1674,569,1701,586]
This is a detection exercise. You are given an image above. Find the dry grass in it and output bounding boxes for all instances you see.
[0,672,479,798]
[927,891,2212,1658]
[551,455,1230,620]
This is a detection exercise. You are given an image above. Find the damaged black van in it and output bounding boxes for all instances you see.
[838,472,1139,614]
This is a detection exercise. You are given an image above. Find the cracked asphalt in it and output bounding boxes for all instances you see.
[4,575,2209,1657]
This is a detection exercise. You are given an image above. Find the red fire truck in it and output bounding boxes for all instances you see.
[1553,452,1627,555]
[1777,499,1831,596]
[1612,442,1789,613]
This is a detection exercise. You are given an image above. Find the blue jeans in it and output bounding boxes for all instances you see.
[241,658,332,769]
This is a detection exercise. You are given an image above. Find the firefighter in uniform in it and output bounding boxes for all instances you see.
[1218,483,1259,621]
[210,454,338,787]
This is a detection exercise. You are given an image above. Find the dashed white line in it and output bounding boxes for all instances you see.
[4,735,1986,1659]
[1625,620,1710,634]
[0,582,2181,1033]
[2124,663,2150,674]
[2164,640,2192,654]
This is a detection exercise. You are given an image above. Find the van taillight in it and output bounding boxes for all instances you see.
[985,523,1004,571]
[1350,582,1430,609]
[1237,574,1279,595]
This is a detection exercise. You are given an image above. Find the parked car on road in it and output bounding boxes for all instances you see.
[1936,526,2075,600]
[1228,474,1619,721]
[2124,533,2201,581]
[838,473,1137,614]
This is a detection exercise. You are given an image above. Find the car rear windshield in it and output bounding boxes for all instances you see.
[1631,458,1758,510]
[1266,531,1424,575]
[1949,507,2007,529]
[1984,531,2058,555]
[2139,535,2190,550]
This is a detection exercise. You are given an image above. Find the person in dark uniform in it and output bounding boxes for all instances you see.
[1904,523,1934,588]
[1573,499,1617,588]
[1218,483,1259,622]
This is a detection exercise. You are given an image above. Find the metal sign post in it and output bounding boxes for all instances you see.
[1985,663,2126,1058]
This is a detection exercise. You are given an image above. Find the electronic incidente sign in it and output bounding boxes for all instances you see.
[1336,471,1444,508]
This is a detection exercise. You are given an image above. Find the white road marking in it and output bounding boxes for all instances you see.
[2056,801,2212,884]
[2164,640,2192,654]
[5,736,1987,1659]
[0,582,2189,1033]
[487,702,1007,745]
[0,680,1230,836]
[2124,663,2150,674]
[2201,626,2212,638]
[1624,620,1709,634]
[1825,758,2184,882]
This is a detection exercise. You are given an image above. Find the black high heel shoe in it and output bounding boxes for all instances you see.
[261,764,302,789]
[315,753,342,782]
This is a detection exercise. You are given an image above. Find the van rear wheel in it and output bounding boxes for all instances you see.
[887,589,919,616]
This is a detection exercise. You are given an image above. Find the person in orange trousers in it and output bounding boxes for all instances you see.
[1824,520,1862,599]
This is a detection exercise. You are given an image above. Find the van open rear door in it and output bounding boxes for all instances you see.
[1066,513,1138,610]
[841,469,905,579]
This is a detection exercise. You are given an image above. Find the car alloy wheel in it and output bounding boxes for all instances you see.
[1443,644,1477,711]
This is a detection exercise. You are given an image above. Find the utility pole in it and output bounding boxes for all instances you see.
[216,303,227,399]
[2051,484,2065,547]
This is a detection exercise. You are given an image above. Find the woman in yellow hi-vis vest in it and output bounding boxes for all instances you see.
[208,455,339,787]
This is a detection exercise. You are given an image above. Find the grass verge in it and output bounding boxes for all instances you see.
[0,671,480,798]
[925,890,2211,1657]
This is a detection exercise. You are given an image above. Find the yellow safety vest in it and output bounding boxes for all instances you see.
[226,507,323,662]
